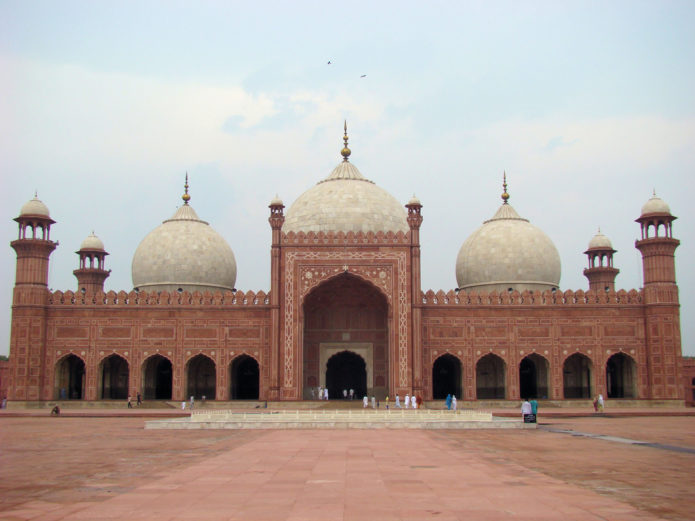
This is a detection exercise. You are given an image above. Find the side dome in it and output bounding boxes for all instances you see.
[80,231,105,251]
[131,182,236,293]
[282,126,408,234]
[640,191,671,216]
[20,195,50,217]
[456,178,561,293]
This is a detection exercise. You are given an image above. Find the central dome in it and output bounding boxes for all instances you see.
[282,127,408,234]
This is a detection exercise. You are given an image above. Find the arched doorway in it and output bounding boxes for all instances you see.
[432,354,462,399]
[303,273,388,399]
[326,351,367,399]
[54,354,85,400]
[186,354,216,400]
[142,355,172,400]
[563,353,593,398]
[98,354,129,399]
[606,353,637,398]
[476,354,506,399]
[230,355,259,399]
[519,354,550,399]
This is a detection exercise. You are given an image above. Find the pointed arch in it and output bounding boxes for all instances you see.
[476,353,506,399]
[432,354,462,399]
[141,354,173,400]
[185,354,216,400]
[54,354,85,400]
[563,353,593,399]
[606,352,637,398]
[229,354,259,400]
[97,354,129,399]
[325,350,367,399]
[519,353,550,399]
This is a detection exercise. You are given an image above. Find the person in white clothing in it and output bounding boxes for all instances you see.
[395,395,401,408]
[412,398,417,410]
[363,395,368,408]
[404,394,410,409]
[521,399,532,419]
[317,386,322,400]
[324,388,329,400]
[452,395,457,411]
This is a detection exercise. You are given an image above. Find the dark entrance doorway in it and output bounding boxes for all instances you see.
[476,353,506,399]
[519,354,549,399]
[54,354,85,399]
[99,354,129,399]
[326,351,367,399]
[432,354,462,399]
[230,355,259,399]
[142,355,172,400]
[606,353,637,398]
[186,354,216,400]
[563,353,592,398]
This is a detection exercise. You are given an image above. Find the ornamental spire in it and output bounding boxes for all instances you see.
[182,172,191,205]
[341,120,351,162]
[501,171,510,204]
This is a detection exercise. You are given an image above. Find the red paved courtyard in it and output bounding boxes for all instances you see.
[1,413,694,520]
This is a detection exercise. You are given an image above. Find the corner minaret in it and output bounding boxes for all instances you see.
[583,229,619,292]
[73,232,111,294]
[9,194,57,400]
[634,191,682,400]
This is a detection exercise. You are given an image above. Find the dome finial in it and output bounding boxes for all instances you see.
[501,171,510,204]
[341,120,351,162]
[182,172,191,205]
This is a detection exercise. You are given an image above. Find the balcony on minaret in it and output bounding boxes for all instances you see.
[583,229,619,292]
[73,232,111,295]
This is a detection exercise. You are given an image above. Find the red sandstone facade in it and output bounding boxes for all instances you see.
[5,195,686,403]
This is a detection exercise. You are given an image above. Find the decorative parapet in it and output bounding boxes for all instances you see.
[420,288,643,306]
[282,230,410,245]
[47,289,271,307]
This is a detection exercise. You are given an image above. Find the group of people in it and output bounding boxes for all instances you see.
[444,394,457,410]
[521,398,538,422]
[126,393,142,408]
[311,387,335,400]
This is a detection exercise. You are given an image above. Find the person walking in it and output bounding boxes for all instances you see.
[521,398,532,421]
[395,394,401,408]
[127,395,133,408]
[452,395,457,411]
[136,392,142,406]
[363,395,368,408]
[597,394,604,412]
[405,394,410,409]
[324,388,329,401]
[445,394,452,410]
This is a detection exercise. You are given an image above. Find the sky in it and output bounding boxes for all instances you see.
[0,0,693,356]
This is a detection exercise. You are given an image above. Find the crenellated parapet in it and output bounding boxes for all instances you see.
[420,288,643,306]
[47,289,271,307]
[282,230,410,245]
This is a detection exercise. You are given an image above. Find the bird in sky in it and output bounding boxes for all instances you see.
[327,60,332,65]
[360,74,366,78]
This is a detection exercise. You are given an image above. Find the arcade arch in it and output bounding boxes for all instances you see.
[519,353,549,399]
[432,354,462,399]
[606,352,637,398]
[142,354,172,400]
[563,353,593,398]
[185,354,216,400]
[302,273,388,399]
[325,350,367,399]
[54,354,85,400]
[98,354,129,399]
[476,353,506,399]
[230,355,259,399]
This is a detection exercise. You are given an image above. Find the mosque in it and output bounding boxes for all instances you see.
[5,126,685,404]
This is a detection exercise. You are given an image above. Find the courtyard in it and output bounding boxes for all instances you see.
[0,412,693,520]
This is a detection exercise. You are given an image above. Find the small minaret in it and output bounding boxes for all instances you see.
[73,231,110,294]
[634,191,682,400]
[583,229,619,292]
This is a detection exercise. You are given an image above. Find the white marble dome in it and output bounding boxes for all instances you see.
[20,195,50,217]
[283,158,408,234]
[456,200,561,293]
[587,230,613,250]
[132,201,236,293]
[80,232,105,251]
[641,192,671,216]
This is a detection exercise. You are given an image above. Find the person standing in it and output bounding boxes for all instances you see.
[343,389,348,400]
[445,394,452,410]
[317,386,322,400]
[395,394,401,408]
[136,392,142,407]
[371,396,376,409]
[521,399,532,421]
[324,388,329,401]
[530,398,538,417]
[363,395,368,408]
[127,395,133,408]
[385,395,389,409]
[349,388,354,400]
[189,396,195,410]
[452,395,457,411]
[405,394,410,409]
[597,394,604,412]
